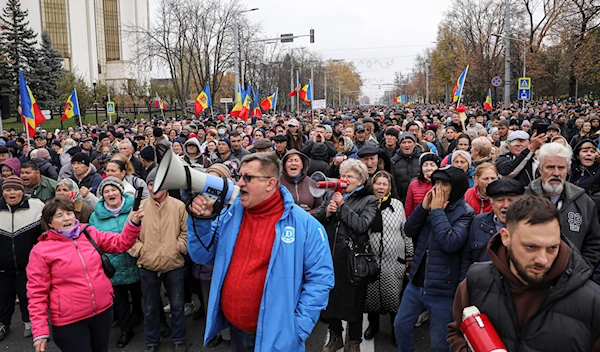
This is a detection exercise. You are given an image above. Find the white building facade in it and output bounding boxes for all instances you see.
[2,0,150,89]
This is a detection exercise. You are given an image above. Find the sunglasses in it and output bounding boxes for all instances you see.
[240,174,272,183]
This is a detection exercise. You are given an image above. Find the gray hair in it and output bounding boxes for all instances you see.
[64,138,77,147]
[339,158,369,183]
[472,137,491,157]
[538,142,572,170]
[241,152,282,179]
[119,139,133,150]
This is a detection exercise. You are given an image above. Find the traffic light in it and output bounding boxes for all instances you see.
[310,29,314,43]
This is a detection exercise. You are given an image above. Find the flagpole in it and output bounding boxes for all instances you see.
[74,88,83,132]
[210,106,215,120]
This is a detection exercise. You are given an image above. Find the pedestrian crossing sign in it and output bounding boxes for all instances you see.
[107,102,115,115]
[518,78,531,90]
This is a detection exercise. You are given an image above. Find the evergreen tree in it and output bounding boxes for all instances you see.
[0,0,39,111]
[35,31,64,112]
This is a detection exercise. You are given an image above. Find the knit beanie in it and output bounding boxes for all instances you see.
[71,152,91,167]
[153,127,164,138]
[220,137,232,150]
[98,176,124,196]
[385,127,399,138]
[452,150,472,167]
[139,146,155,162]
[419,152,441,168]
[2,176,24,192]
[146,168,157,185]
[206,163,232,180]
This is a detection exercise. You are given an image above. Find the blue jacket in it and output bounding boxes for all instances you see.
[89,194,140,286]
[460,211,497,280]
[404,199,474,297]
[187,186,334,351]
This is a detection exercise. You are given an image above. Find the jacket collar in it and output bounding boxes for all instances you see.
[0,196,30,212]
[529,178,584,203]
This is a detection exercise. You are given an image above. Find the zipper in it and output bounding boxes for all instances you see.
[74,240,97,314]
[294,183,300,204]
[11,212,18,273]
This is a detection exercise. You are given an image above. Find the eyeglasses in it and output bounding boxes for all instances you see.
[340,174,359,180]
[240,174,272,183]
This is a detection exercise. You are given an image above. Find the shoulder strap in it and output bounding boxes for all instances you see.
[82,224,104,255]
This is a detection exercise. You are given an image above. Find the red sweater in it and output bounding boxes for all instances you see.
[221,190,284,331]
[464,186,492,214]
[404,179,433,218]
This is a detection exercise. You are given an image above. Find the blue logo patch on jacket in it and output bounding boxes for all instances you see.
[282,226,295,243]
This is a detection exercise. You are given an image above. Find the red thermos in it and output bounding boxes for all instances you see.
[460,306,507,352]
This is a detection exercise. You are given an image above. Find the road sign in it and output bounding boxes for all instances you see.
[220,98,233,103]
[107,102,115,115]
[312,99,326,109]
[491,76,502,87]
[518,89,530,101]
[518,77,531,90]
[281,33,294,43]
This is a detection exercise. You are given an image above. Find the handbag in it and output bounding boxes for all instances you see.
[82,225,116,279]
[347,237,380,286]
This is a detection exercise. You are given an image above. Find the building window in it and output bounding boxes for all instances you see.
[103,0,120,61]
[40,0,70,66]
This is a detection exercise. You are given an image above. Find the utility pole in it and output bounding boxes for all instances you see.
[324,73,328,106]
[339,82,342,109]
[504,0,511,108]
[290,48,294,112]
[233,22,240,97]
[425,62,430,104]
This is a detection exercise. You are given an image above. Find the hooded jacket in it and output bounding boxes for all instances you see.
[404,166,474,297]
[448,234,600,352]
[70,166,103,194]
[183,137,211,170]
[0,157,21,177]
[280,149,323,214]
[89,194,140,285]
[464,186,492,215]
[526,178,600,270]
[31,157,58,180]
[188,186,334,351]
[306,143,331,176]
[26,222,140,341]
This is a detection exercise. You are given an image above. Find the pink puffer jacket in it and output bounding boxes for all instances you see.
[26,221,141,341]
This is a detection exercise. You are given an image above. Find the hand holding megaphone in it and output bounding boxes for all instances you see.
[190,195,215,217]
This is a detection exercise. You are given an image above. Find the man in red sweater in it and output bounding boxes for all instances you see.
[187,152,334,351]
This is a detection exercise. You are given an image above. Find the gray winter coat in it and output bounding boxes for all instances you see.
[526,179,600,270]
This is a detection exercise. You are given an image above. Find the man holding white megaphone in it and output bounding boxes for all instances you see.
[153,150,334,352]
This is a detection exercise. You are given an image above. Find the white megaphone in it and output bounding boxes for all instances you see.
[309,171,349,197]
[153,150,240,205]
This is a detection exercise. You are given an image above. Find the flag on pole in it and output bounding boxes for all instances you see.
[288,71,301,96]
[19,70,45,137]
[251,86,262,117]
[451,66,469,103]
[483,89,493,111]
[230,86,245,117]
[239,83,252,120]
[155,93,167,110]
[194,84,212,115]
[259,88,278,111]
[393,96,401,103]
[299,80,312,104]
[61,89,80,121]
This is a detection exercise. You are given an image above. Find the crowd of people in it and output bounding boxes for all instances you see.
[0,100,600,352]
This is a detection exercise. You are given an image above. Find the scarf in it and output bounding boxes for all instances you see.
[105,197,125,216]
[292,172,304,183]
[371,195,392,233]
[55,220,81,240]
[343,185,364,200]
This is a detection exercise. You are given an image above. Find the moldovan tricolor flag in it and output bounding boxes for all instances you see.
[251,86,262,118]
[230,86,244,117]
[451,65,469,103]
[259,88,278,111]
[483,89,492,111]
[239,83,252,120]
[194,84,212,115]
[155,93,167,110]
[299,80,312,104]
[19,69,46,137]
[61,89,80,121]
[288,71,300,96]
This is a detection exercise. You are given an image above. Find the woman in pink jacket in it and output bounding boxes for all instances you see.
[26,198,144,352]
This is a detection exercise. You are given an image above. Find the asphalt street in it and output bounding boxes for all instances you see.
[1,298,431,352]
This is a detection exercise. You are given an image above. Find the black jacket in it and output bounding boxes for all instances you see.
[466,237,600,352]
[526,179,600,270]
[31,157,58,180]
[496,149,537,186]
[70,167,104,194]
[314,186,378,322]
[391,148,422,202]
[0,197,44,273]
[307,143,331,177]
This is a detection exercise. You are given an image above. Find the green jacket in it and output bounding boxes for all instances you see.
[31,176,57,203]
[89,193,139,285]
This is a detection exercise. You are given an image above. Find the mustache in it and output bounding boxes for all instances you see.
[547,176,564,182]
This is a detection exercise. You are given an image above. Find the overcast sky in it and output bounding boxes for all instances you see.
[149,0,449,102]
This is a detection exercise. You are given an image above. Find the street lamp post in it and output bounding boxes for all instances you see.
[233,8,258,98]
[504,0,511,108]
[93,79,98,125]
[492,33,527,108]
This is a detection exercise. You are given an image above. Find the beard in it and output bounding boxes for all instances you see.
[542,177,565,195]
[507,246,549,284]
